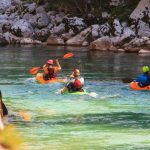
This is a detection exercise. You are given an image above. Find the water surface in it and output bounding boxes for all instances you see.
[0,45,150,150]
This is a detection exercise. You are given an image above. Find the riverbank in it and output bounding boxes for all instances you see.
[0,0,150,54]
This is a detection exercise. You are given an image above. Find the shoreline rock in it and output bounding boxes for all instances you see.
[0,0,149,54]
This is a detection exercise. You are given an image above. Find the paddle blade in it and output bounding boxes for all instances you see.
[122,78,134,83]
[29,67,39,75]
[19,111,31,122]
[63,53,74,59]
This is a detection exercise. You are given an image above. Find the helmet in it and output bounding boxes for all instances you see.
[47,59,53,65]
[74,79,82,88]
[142,66,149,73]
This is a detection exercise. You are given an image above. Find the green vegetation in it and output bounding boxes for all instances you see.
[23,0,140,25]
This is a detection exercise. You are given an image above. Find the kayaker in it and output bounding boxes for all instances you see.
[61,68,84,94]
[136,66,150,87]
[0,90,8,130]
[43,59,61,80]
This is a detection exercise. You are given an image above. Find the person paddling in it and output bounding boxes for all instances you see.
[0,91,8,130]
[135,66,150,87]
[43,59,61,81]
[61,69,84,94]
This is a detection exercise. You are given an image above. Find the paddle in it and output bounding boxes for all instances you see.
[0,90,8,117]
[29,52,74,75]
[122,78,134,83]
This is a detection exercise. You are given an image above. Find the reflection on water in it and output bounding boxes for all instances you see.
[0,45,150,150]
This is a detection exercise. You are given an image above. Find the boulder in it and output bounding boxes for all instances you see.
[66,27,91,46]
[137,20,150,37]
[91,24,99,39]
[47,36,64,45]
[37,12,49,29]
[124,47,140,53]
[130,0,150,20]
[63,17,86,34]
[2,21,12,33]
[139,49,150,54]
[20,38,41,44]
[34,28,50,42]
[0,33,8,46]
[12,0,22,5]
[28,3,36,14]
[50,23,65,35]
[36,6,45,14]
[124,37,150,48]
[89,36,116,51]
[113,19,123,36]
[11,19,34,37]
[3,32,20,44]
[61,29,74,41]
[0,0,12,12]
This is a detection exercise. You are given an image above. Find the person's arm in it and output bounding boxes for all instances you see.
[55,59,61,70]
[61,87,68,94]
[43,64,48,74]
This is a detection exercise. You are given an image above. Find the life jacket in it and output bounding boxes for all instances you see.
[73,78,83,89]
[47,67,57,79]
[137,73,150,86]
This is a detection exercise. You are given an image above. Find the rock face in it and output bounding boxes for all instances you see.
[130,0,150,20]
[0,0,12,12]
[0,0,149,48]
[37,12,49,29]
[11,19,34,37]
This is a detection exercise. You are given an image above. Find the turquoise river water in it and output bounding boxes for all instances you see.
[0,45,150,150]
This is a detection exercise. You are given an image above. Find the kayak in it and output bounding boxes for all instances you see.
[36,73,64,84]
[130,81,150,90]
[64,90,87,95]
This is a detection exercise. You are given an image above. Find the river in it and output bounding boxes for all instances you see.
[0,45,150,150]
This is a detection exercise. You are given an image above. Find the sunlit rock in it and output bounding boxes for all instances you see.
[89,36,116,51]
[37,12,49,29]
[66,27,91,46]
[130,0,150,20]
[47,36,64,45]
[11,19,34,38]
[137,20,150,37]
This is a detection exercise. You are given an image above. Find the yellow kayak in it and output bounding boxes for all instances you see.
[36,73,64,84]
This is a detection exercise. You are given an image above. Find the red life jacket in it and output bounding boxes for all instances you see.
[74,79,83,88]
[48,67,57,79]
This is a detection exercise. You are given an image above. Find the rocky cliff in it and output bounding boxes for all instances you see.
[0,0,149,53]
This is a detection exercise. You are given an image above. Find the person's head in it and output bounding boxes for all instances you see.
[73,69,80,77]
[47,59,53,65]
[142,66,149,73]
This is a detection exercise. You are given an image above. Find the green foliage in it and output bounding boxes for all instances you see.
[23,0,140,25]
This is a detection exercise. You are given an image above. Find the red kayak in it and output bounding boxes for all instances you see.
[130,81,150,90]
